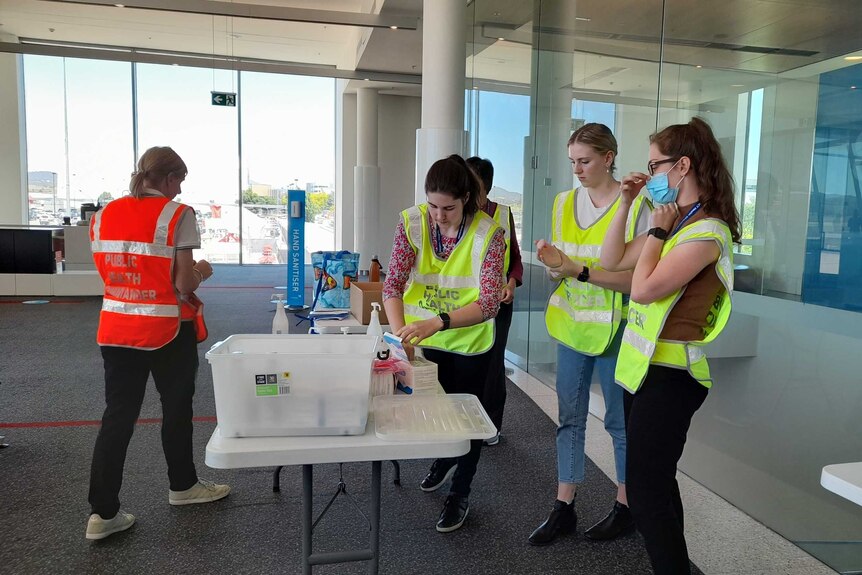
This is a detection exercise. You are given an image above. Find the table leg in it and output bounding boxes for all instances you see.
[369,460,381,575]
[302,464,313,575]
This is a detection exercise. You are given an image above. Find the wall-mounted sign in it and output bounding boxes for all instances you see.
[287,190,306,308]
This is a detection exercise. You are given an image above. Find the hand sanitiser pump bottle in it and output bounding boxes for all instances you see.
[367,302,383,338]
[272,294,289,335]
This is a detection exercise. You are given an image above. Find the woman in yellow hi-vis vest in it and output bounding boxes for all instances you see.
[383,154,505,533]
[600,117,740,575]
[529,123,651,546]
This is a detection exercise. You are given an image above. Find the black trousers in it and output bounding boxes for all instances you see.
[422,346,493,498]
[482,301,513,431]
[624,365,708,575]
[88,322,200,518]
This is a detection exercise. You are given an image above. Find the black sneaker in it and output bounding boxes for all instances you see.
[436,495,469,533]
[584,501,634,540]
[419,460,457,492]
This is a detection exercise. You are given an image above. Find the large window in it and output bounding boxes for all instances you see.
[22,57,336,265]
[23,56,133,226]
[240,72,335,264]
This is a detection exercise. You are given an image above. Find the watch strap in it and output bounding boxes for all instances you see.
[577,266,590,283]
[438,312,451,331]
[648,227,669,240]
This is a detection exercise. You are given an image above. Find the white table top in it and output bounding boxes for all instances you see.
[821,462,862,507]
[205,414,470,469]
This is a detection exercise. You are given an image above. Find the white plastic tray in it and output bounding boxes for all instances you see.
[373,393,496,441]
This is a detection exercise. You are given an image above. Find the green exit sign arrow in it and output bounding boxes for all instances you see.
[211,91,237,107]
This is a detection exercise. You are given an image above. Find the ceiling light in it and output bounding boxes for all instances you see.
[731,84,744,87]
[575,17,591,22]
[364,78,370,81]
[498,37,505,41]
[390,25,398,30]
[696,65,703,68]
[114,3,124,6]
[844,56,862,61]
[852,86,858,89]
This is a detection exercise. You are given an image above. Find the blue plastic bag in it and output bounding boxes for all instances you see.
[311,250,359,310]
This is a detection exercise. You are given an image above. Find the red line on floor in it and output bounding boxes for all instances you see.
[0,416,217,428]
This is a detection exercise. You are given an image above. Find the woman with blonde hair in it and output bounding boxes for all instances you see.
[86,146,229,541]
[530,123,651,546]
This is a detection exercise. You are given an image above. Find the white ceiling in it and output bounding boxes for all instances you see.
[1,0,861,105]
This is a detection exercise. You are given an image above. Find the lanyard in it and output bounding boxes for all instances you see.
[671,202,702,237]
[434,215,466,256]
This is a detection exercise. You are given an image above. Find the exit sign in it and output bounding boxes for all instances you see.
[211,91,237,107]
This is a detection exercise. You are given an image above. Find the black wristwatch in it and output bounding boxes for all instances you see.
[577,266,590,283]
[438,312,451,331]
[648,227,669,241]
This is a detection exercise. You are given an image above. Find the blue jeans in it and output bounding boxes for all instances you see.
[555,325,626,485]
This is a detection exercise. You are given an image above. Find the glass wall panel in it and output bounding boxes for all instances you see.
[239,72,335,265]
[23,56,133,225]
[527,0,664,387]
[136,64,240,263]
[657,3,862,572]
[466,0,536,370]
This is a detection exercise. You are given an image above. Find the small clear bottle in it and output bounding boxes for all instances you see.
[272,294,289,335]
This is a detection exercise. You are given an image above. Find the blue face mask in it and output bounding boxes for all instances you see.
[646,160,684,205]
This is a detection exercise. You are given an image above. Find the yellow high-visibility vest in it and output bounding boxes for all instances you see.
[615,218,734,393]
[401,204,500,355]
[491,203,511,280]
[544,189,649,355]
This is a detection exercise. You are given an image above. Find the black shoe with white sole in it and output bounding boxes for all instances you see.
[420,460,457,492]
[436,495,469,533]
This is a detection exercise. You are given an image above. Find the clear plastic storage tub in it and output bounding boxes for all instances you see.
[206,334,378,437]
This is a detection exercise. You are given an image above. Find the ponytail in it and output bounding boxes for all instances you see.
[650,117,741,242]
[129,147,187,199]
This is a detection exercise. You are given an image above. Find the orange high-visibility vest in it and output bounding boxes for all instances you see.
[90,195,206,349]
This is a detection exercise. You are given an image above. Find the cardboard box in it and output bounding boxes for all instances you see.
[350,281,389,325]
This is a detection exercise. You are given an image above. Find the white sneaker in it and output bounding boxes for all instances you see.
[86,510,135,540]
[169,478,230,506]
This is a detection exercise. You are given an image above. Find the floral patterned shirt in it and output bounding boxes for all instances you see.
[383,214,506,320]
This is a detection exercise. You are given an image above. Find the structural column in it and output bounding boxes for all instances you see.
[354,87,380,270]
[415,0,466,204]
[0,34,27,225]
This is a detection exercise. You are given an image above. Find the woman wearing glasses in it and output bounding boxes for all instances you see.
[530,123,651,546]
[600,117,740,575]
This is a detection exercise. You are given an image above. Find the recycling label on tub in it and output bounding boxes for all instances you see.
[254,372,291,397]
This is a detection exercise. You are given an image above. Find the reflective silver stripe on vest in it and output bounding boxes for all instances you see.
[154,201,184,245]
[403,304,435,319]
[554,191,570,243]
[405,205,422,251]
[91,209,102,240]
[496,205,511,242]
[549,294,614,324]
[471,215,495,279]
[687,344,705,363]
[102,299,179,317]
[91,240,175,259]
[558,242,602,260]
[622,327,654,357]
[411,273,476,289]
[675,219,734,292]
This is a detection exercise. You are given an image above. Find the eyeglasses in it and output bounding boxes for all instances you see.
[647,158,678,176]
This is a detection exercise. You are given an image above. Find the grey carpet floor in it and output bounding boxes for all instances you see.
[0,264,702,574]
